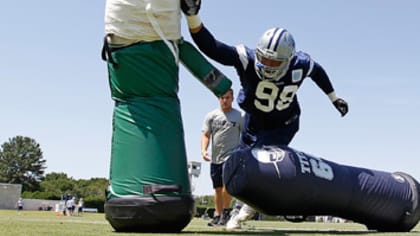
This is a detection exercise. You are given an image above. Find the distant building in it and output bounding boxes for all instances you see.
[188,161,202,193]
[0,183,22,209]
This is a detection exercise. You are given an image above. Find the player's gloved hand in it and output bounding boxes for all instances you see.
[181,0,201,16]
[333,98,349,117]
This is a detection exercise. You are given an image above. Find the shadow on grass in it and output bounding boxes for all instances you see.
[180,229,378,235]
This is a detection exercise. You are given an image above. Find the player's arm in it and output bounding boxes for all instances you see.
[188,17,239,67]
[310,62,349,117]
[309,62,334,94]
[201,130,211,162]
[181,2,240,66]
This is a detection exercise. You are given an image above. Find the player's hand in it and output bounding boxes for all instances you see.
[181,0,201,16]
[333,98,349,117]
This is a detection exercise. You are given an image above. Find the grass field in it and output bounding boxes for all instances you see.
[1,210,419,236]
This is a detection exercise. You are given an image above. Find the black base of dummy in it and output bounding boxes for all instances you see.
[105,195,194,232]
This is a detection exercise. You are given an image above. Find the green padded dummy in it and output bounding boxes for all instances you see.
[104,39,231,232]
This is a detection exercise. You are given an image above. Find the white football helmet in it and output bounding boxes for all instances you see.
[254,28,295,81]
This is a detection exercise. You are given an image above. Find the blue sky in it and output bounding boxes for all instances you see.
[1,1,419,196]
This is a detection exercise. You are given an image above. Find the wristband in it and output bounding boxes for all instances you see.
[186,15,202,29]
[327,91,338,102]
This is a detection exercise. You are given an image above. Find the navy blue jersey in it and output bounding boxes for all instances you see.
[192,26,335,132]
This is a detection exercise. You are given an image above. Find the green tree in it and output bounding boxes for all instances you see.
[39,172,76,199]
[0,136,46,191]
[74,178,108,199]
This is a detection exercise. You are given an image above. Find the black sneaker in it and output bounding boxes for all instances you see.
[207,215,220,226]
[218,208,231,226]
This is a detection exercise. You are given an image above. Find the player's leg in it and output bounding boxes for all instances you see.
[218,186,232,225]
[226,204,256,230]
[208,163,223,226]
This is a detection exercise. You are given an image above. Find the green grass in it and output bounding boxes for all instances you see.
[1,210,419,236]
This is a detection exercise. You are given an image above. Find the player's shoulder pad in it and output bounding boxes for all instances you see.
[235,44,252,70]
[294,51,315,77]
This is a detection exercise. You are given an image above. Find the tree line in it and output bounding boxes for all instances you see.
[0,136,107,210]
[0,136,214,213]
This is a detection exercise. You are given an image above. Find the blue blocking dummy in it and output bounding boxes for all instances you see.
[223,145,420,232]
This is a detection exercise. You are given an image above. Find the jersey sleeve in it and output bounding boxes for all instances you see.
[308,60,335,95]
[191,26,241,67]
[239,111,245,132]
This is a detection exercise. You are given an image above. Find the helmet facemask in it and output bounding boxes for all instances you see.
[254,28,295,81]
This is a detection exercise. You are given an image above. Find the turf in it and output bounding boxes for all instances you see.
[1,210,419,236]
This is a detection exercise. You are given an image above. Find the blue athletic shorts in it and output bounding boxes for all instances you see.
[210,163,224,188]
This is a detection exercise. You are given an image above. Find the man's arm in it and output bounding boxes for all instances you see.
[310,62,349,117]
[183,14,240,66]
[201,131,211,162]
[309,62,335,95]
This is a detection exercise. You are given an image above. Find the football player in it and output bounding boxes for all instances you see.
[181,0,349,229]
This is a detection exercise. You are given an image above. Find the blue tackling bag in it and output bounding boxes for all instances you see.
[223,145,420,232]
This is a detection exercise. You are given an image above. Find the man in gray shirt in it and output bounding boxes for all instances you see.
[201,88,242,226]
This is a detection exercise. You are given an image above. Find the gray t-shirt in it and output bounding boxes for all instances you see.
[202,108,243,164]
